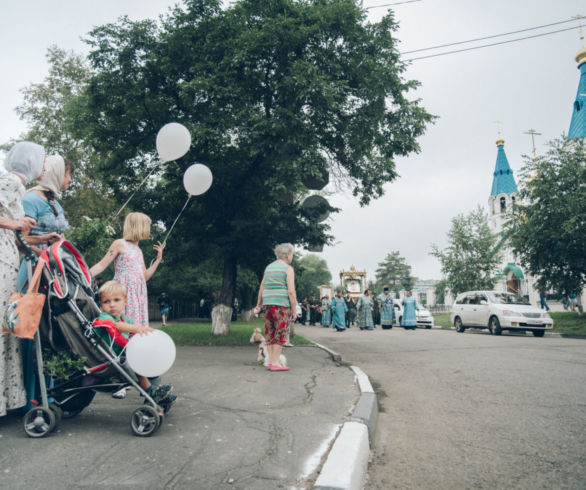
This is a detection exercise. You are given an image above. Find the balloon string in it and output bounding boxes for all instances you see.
[113,165,159,219]
[162,195,192,244]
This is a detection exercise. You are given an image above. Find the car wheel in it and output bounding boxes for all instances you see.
[489,316,502,335]
[532,330,545,337]
[454,316,465,333]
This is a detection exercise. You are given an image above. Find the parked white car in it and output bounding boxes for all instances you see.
[450,291,553,337]
[392,299,434,329]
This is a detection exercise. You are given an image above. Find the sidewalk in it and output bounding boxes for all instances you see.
[0,344,358,489]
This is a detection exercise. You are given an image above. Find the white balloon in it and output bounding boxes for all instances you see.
[125,330,176,377]
[183,164,213,196]
[156,123,192,162]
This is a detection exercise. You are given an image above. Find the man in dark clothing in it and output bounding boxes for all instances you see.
[345,294,357,328]
[309,295,318,325]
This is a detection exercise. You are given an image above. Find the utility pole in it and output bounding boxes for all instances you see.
[523,129,542,161]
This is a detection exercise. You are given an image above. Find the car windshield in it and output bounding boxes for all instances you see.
[489,292,530,305]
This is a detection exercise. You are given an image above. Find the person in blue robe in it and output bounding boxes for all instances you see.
[357,290,374,330]
[330,291,348,331]
[320,296,331,327]
[378,287,395,330]
[401,291,418,330]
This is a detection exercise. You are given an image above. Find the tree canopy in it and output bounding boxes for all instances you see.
[294,254,332,300]
[431,206,502,296]
[375,250,416,293]
[507,138,586,302]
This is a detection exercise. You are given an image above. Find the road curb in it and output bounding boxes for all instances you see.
[312,343,378,490]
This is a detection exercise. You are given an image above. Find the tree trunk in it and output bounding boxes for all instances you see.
[241,309,253,322]
[211,304,233,336]
[211,256,237,336]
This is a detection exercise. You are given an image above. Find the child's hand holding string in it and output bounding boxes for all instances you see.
[153,241,165,261]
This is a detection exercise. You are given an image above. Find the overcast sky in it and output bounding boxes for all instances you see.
[1,0,584,284]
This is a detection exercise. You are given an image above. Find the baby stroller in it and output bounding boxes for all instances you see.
[18,233,171,438]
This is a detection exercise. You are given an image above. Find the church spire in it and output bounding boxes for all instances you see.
[568,15,586,140]
[490,137,518,196]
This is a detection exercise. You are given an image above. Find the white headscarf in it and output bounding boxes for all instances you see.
[4,141,45,185]
[29,155,65,198]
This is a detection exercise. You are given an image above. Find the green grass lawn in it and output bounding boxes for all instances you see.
[433,311,586,335]
[164,317,313,346]
[433,313,452,328]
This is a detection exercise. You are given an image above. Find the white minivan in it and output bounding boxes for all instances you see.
[450,291,553,337]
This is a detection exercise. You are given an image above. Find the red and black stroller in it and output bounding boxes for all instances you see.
[17,233,170,437]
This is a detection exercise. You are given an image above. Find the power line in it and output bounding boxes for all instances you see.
[404,25,581,62]
[402,18,577,55]
[365,0,422,8]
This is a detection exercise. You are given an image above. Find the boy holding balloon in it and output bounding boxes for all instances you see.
[93,280,176,405]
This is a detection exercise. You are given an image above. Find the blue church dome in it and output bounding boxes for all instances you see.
[490,139,518,196]
[568,47,586,141]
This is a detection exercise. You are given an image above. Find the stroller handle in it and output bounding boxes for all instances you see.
[15,230,36,261]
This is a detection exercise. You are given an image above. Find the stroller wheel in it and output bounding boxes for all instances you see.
[23,407,56,438]
[130,406,160,437]
[49,403,63,427]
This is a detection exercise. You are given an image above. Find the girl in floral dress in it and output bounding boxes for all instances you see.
[90,212,165,326]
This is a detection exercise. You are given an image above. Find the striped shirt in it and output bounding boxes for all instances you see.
[262,259,291,307]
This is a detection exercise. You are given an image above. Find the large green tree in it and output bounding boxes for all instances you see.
[375,251,416,293]
[294,254,332,300]
[74,0,432,334]
[507,138,586,313]
[431,206,502,296]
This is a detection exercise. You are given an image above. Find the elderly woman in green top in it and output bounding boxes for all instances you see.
[254,243,297,372]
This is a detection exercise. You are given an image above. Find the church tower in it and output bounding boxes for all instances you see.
[567,44,586,140]
[487,136,518,235]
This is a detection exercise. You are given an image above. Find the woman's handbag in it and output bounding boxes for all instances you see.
[2,259,46,339]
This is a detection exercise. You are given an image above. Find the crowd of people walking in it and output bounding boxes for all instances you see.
[298,287,420,332]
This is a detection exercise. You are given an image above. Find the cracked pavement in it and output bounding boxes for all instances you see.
[0,344,358,490]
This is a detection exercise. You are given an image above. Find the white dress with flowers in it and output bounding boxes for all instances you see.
[0,169,27,416]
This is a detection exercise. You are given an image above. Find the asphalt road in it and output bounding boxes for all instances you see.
[0,345,357,490]
[301,325,586,490]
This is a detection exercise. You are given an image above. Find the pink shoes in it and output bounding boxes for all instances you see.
[268,364,290,371]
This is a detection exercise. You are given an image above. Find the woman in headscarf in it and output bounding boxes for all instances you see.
[0,141,44,417]
[17,154,74,409]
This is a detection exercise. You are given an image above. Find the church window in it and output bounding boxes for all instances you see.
[500,196,506,212]
[511,196,516,207]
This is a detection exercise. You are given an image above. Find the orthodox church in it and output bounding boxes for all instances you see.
[489,41,586,306]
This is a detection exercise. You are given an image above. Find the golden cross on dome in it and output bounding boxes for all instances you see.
[494,120,503,137]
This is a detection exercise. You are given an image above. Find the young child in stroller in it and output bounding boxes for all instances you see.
[93,280,176,405]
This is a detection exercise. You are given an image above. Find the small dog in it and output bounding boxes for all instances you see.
[250,328,286,367]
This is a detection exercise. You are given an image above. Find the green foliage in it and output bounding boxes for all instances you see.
[294,254,332,300]
[78,0,432,313]
[507,138,586,297]
[66,217,117,276]
[434,279,448,305]
[431,206,502,296]
[375,251,416,293]
[43,349,86,381]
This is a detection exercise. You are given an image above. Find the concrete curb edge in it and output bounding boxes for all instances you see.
[312,343,378,490]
